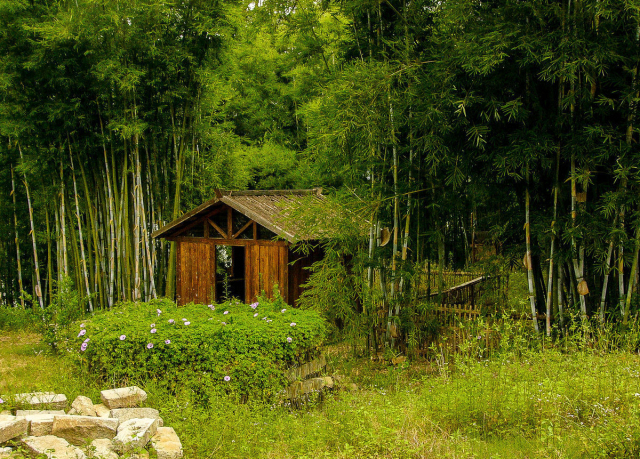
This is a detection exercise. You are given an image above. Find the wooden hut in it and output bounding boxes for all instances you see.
[151,189,326,306]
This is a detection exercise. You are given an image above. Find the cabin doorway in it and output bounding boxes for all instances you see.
[215,245,246,302]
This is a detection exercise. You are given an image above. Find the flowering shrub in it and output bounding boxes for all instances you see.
[67,297,326,399]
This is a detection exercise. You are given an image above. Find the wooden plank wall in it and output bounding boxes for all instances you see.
[245,244,288,303]
[177,241,214,305]
[287,247,323,306]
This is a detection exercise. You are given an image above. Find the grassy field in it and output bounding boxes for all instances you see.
[2,329,640,458]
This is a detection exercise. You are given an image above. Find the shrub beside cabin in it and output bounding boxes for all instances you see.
[151,189,326,306]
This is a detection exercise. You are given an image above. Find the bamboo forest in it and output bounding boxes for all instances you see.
[2,0,640,457]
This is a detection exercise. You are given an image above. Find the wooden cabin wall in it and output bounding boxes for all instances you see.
[287,246,324,307]
[177,241,215,305]
[245,244,289,304]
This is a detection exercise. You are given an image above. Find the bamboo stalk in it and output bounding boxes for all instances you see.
[545,148,560,336]
[570,153,588,320]
[623,224,640,325]
[525,163,539,332]
[10,165,25,308]
[69,141,93,312]
[78,159,104,310]
[18,144,44,309]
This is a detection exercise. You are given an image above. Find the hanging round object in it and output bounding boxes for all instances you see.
[577,280,589,296]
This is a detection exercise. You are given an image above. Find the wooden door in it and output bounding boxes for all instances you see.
[177,241,215,305]
[245,244,288,303]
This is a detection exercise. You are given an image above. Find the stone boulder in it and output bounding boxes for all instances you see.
[51,415,119,446]
[113,418,158,453]
[151,427,183,459]
[14,392,67,410]
[0,418,28,443]
[109,408,163,426]
[24,413,58,436]
[93,404,110,418]
[21,435,86,459]
[87,438,118,459]
[70,396,97,417]
[100,387,147,410]
[16,410,66,417]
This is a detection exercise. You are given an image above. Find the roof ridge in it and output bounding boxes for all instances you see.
[221,188,323,197]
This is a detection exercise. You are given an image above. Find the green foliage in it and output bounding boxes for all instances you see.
[0,305,37,331]
[38,275,86,352]
[67,298,326,401]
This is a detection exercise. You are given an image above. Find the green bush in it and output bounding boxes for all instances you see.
[67,296,327,400]
[39,275,87,352]
[0,305,37,331]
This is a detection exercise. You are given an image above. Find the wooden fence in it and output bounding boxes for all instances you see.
[411,270,507,322]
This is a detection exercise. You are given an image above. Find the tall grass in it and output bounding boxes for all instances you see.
[3,321,640,458]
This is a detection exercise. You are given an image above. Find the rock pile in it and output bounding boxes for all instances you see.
[0,386,182,459]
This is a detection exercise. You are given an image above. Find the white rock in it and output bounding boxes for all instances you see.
[24,413,57,436]
[14,392,67,410]
[113,418,158,453]
[100,387,146,409]
[16,410,65,416]
[87,438,118,459]
[0,415,15,423]
[71,396,97,417]
[52,415,119,445]
[109,408,163,426]
[22,435,86,459]
[151,427,183,459]
[0,411,11,416]
[0,447,12,458]
[93,404,110,418]
[0,418,28,443]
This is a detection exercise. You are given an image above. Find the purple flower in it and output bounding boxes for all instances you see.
[84,338,90,343]
[221,322,226,325]
[80,323,86,328]
[165,339,171,344]
[208,304,215,310]
[151,328,157,334]
[157,309,162,315]
[0,397,4,404]
[181,318,187,322]
[150,323,156,328]
[80,342,88,352]
[254,313,259,317]
[290,323,296,327]
[119,335,126,341]
[224,375,231,382]
[147,343,154,349]
[78,329,87,337]
[250,302,258,309]
[281,309,287,313]
[287,337,293,343]
[223,311,229,315]
[168,319,175,324]
[184,321,190,326]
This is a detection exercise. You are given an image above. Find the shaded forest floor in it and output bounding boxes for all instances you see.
[2,331,640,458]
